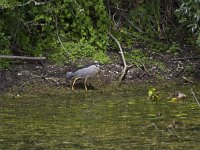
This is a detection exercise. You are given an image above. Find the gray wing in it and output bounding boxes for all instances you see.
[73,65,99,78]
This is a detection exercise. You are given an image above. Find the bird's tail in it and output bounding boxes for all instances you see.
[66,72,74,79]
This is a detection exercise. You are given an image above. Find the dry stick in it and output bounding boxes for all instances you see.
[18,0,48,6]
[190,87,200,108]
[167,125,180,139]
[153,123,180,139]
[152,123,164,135]
[44,77,60,84]
[172,56,200,61]
[108,32,132,84]
[27,71,60,84]
[0,55,46,60]
[122,15,143,33]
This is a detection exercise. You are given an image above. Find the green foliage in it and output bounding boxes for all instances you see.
[129,0,161,33]
[92,51,110,64]
[185,64,195,75]
[0,0,109,66]
[119,1,181,54]
[175,0,200,47]
[0,49,11,69]
[0,32,11,69]
[60,0,109,49]
[167,42,180,54]
[125,49,147,67]
[49,40,109,65]
[49,41,93,65]
[0,0,21,8]
[0,32,10,49]
[148,87,159,102]
[0,0,199,69]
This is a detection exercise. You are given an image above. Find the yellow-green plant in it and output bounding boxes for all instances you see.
[148,87,159,102]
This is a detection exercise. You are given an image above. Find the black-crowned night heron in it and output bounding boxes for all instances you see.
[67,62,100,91]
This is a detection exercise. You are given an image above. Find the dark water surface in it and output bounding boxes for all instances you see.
[0,84,200,149]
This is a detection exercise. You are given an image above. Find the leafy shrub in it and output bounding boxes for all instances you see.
[125,49,147,67]
[0,49,11,69]
[0,32,11,69]
[49,40,109,65]
[0,0,109,65]
[175,0,200,47]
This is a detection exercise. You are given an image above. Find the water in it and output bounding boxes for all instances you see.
[0,84,200,149]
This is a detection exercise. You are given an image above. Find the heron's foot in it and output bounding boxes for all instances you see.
[72,87,77,91]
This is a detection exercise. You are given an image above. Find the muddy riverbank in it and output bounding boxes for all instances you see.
[0,51,200,93]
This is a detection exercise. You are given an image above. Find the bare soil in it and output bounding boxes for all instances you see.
[0,51,200,92]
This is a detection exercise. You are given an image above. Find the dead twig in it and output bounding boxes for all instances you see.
[44,77,60,84]
[152,123,164,135]
[19,71,60,85]
[122,15,143,33]
[172,56,200,61]
[110,6,129,12]
[167,126,178,139]
[182,76,193,83]
[108,32,132,84]
[153,122,180,140]
[0,55,46,60]
[190,87,200,108]
[18,0,48,6]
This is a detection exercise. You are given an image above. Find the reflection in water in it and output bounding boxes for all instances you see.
[0,84,200,149]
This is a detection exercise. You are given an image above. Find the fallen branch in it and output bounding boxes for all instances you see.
[44,77,60,85]
[152,123,164,135]
[18,0,48,6]
[153,122,180,139]
[0,55,46,60]
[122,15,143,33]
[167,124,179,139]
[19,71,60,85]
[172,56,200,61]
[108,32,132,84]
[182,76,193,83]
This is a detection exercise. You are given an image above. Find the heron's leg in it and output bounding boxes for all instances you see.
[72,78,79,91]
[84,78,88,91]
